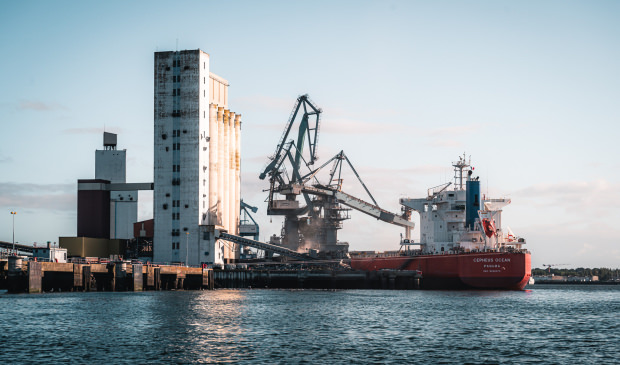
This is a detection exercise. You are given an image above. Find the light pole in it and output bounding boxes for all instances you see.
[10,211,16,254]
[185,232,189,267]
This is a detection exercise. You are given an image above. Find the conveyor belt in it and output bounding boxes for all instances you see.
[218,233,314,260]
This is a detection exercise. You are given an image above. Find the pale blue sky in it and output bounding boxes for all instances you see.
[1,1,619,268]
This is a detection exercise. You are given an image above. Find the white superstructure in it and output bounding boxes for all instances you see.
[400,154,526,254]
[153,49,241,266]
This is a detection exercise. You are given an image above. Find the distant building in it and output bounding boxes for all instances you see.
[78,133,150,240]
[32,243,67,263]
[72,133,154,261]
[95,132,137,240]
[153,49,242,266]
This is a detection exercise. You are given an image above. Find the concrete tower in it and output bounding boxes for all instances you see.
[153,49,241,266]
[94,132,137,240]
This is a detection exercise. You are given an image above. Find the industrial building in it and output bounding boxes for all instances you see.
[63,132,153,259]
[153,49,242,266]
[76,132,152,239]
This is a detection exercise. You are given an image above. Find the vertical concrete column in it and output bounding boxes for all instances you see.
[154,267,161,291]
[223,109,230,235]
[28,261,42,294]
[217,107,225,226]
[209,103,219,225]
[73,264,83,290]
[229,111,236,237]
[235,114,241,238]
[83,265,91,292]
[132,264,143,291]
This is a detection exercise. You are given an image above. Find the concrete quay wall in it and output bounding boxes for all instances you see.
[1,258,213,293]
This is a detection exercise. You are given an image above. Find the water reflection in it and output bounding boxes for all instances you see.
[1,287,618,363]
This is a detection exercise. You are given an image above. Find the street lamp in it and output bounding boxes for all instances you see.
[185,232,189,267]
[10,211,16,254]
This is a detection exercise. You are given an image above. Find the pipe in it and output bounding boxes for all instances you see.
[235,114,241,260]
[209,103,218,225]
[217,107,225,226]
[223,109,230,253]
[229,112,236,237]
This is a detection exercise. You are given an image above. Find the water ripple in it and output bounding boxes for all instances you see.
[0,285,618,364]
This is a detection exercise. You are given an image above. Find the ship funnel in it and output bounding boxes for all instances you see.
[466,180,480,230]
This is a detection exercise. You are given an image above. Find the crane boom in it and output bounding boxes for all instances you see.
[259,94,322,180]
[302,185,415,229]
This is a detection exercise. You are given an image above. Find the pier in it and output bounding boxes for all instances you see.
[1,257,421,293]
[1,256,213,293]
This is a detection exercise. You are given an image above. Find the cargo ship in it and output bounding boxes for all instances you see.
[350,154,531,290]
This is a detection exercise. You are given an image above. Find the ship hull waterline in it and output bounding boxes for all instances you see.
[350,251,531,290]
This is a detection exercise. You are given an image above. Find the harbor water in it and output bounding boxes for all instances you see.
[1,285,618,364]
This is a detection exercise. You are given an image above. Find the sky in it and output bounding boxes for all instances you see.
[1,0,619,269]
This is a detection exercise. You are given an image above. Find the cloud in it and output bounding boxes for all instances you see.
[428,139,462,148]
[62,127,125,135]
[0,182,75,211]
[425,124,484,147]
[514,179,620,220]
[62,127,104,134]
[428,124,483,136]
[0,155,12,163]
[234,95,296,113]
[321,118,404,135]
[18,101,66,112]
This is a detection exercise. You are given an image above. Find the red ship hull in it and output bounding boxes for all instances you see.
[350,251,531,290]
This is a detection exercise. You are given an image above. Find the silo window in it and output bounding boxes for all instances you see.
[163,204,168,210]
[162,134,167,140]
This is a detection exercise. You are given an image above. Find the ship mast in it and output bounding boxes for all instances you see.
[452,153,471,190]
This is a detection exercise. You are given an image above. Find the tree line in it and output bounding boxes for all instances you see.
[532,268,620,282]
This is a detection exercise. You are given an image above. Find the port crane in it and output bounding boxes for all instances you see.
[258,95,414,257]
[543,264,570,273]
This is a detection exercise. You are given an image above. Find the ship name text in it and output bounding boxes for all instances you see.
[473,258,511,263]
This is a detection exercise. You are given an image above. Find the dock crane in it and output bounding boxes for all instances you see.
[543,264,570,274]
[260,94,321,182]
[299,150,415,238]
[258,94,414,258]
[239,199,260,241]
